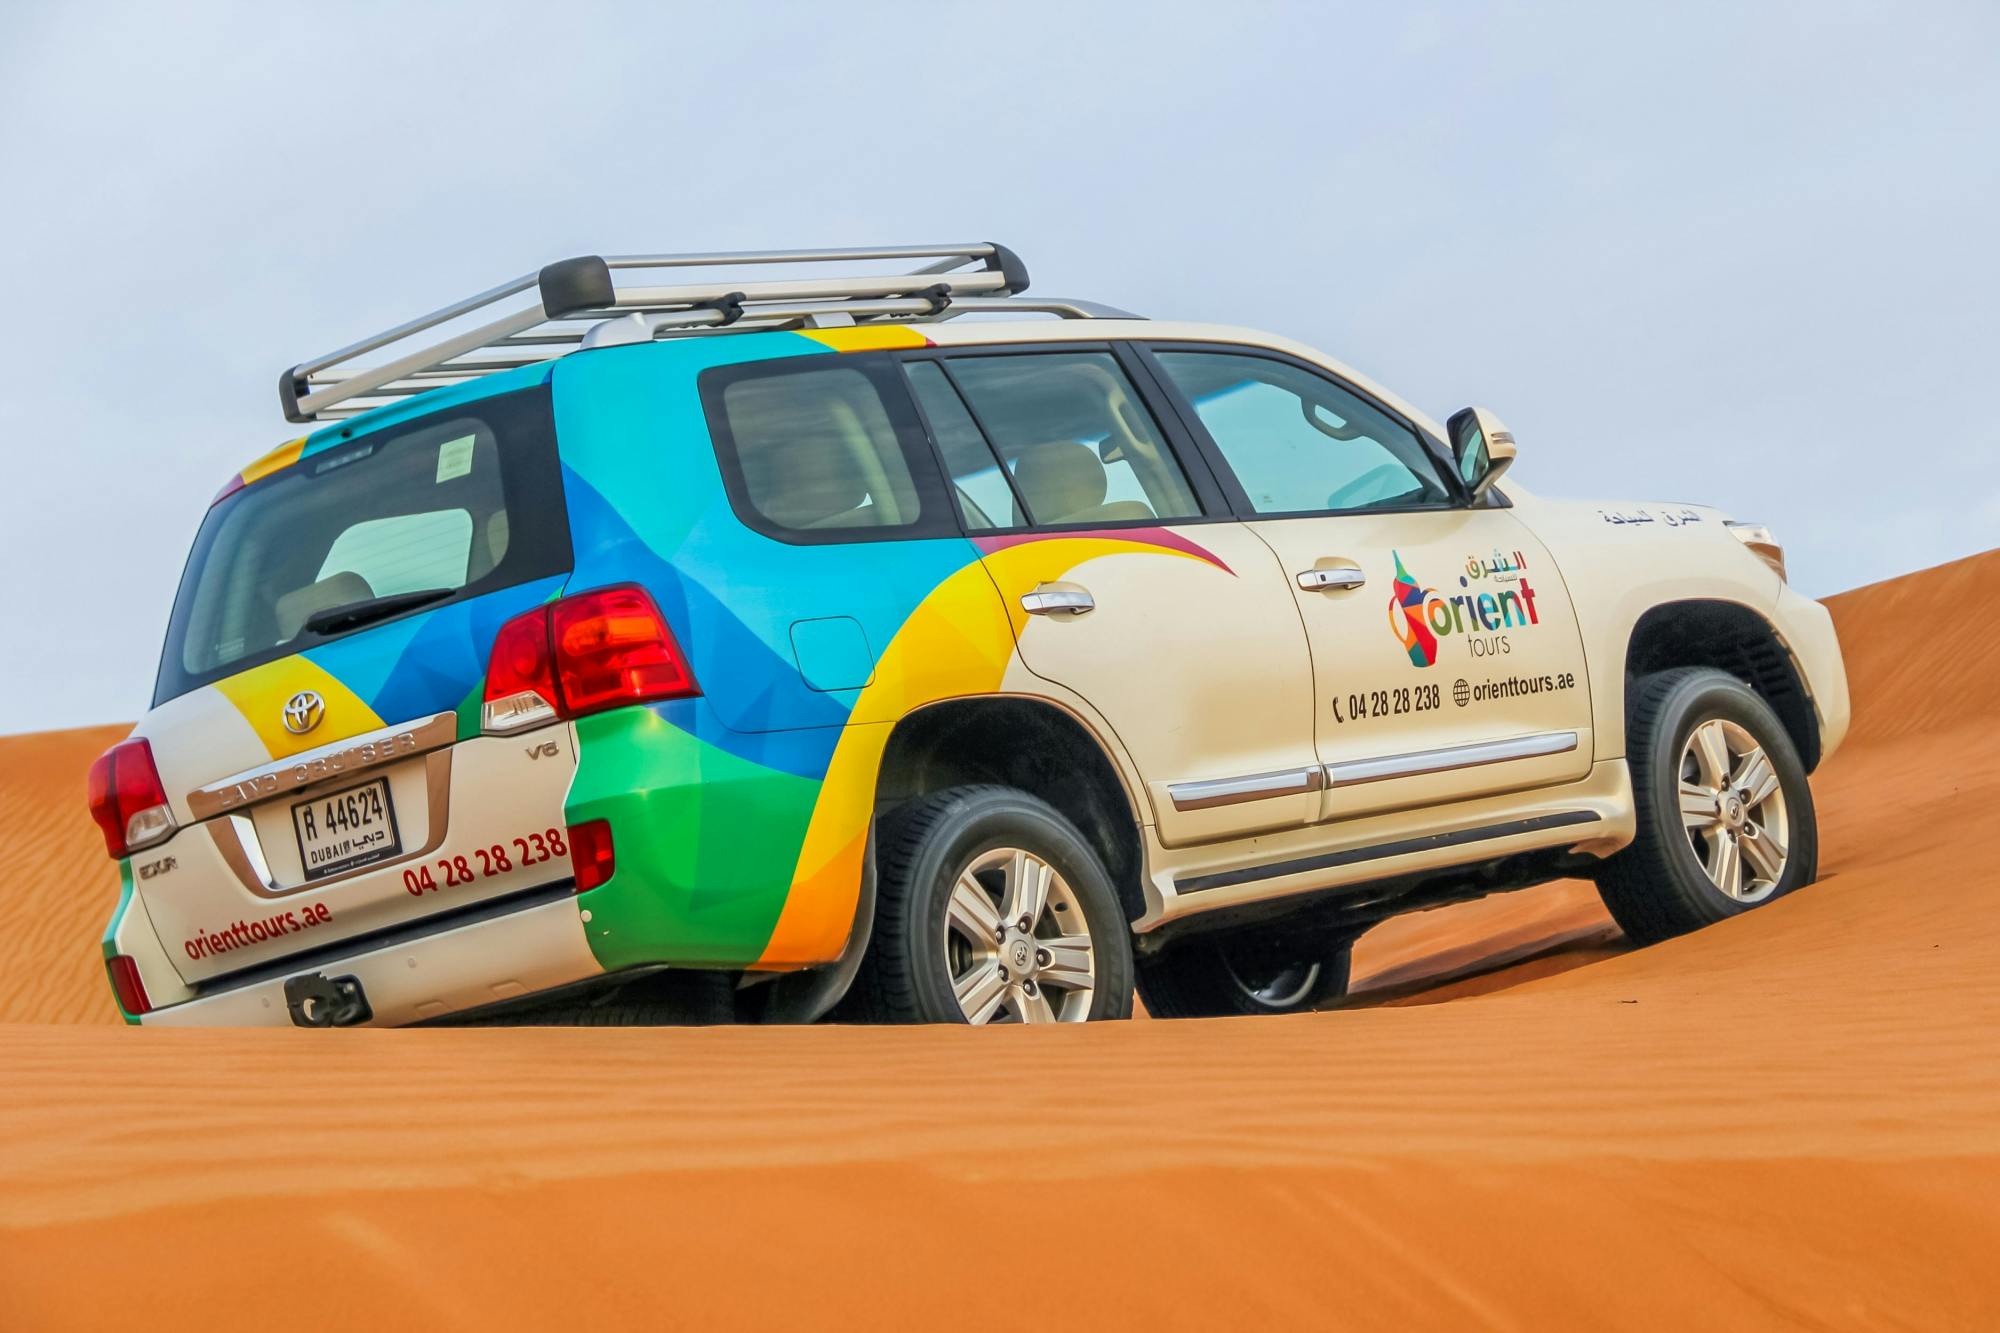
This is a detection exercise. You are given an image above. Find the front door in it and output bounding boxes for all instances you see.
[1143,345,1594,820]
[899,347,1324,847]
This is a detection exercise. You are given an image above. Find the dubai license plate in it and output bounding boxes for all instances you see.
[292,777,400,881]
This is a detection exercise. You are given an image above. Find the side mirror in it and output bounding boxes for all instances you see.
[1446,406,1517,499]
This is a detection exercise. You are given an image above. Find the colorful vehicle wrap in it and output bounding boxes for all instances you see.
[104,323,1224,1017]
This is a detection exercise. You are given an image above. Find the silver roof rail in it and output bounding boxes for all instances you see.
[280,242,1138,423]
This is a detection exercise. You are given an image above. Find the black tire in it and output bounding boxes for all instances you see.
[1135,930,1352,1019]
[850,785,1134,1024]
[1596,667,1818,945]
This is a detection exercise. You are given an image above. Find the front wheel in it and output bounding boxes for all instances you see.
[1135,931,1352,1019]
[1596,667,1819,944]
[853,785,1134,1024]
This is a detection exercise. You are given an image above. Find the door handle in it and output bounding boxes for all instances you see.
[1297,565,1366,591]
[1021,587,1095,616]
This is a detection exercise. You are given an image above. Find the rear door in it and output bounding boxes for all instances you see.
[1143,345,1594,820]
[900,345,1324,847]
[134,383,580,983]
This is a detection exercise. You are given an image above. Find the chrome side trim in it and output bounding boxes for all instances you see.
[1169,766,1324,813]
[1325,730,1579,788]
[187,711,459,820]
[1176,809,1602,894]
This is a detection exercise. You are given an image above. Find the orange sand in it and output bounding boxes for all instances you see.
[2,553,1996,1329]
[0,723,129,1026]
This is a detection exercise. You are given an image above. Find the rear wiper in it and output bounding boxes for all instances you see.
[302,588,452,637]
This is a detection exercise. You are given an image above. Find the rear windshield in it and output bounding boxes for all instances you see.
[154,387,570,704]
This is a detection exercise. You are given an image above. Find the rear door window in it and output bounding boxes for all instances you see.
[155,387,570,704]
[924,352,1203,528]
[699,356,951,541]
[904,360,1019,530]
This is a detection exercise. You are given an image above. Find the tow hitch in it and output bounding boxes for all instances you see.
[283,972,373,1028]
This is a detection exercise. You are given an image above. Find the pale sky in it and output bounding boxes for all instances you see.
[1,2,1994,732]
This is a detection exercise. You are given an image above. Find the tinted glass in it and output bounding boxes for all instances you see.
[706,360,932,535]
[1153,351,1451,514]
[318,510,476,596]
[155,388,571,704]
[941,353,1202,527]
[904,361,1017,530]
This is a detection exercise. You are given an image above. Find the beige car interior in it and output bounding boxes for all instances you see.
[729,355,1206,533]
[273,570,376,641]
[275,501,504,644]
[999,361,1191,526]
[731,369,922,530]
[1010,442,1157,526]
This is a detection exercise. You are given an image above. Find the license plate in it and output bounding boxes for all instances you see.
[292,778,401,881]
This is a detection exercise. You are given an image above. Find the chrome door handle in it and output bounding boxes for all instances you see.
[1021,587,1095,616]
[1297,566,1366,591]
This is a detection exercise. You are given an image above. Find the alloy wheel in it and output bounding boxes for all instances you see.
[1677,718,1790,903]
[1220,955,1322,1010]
[944,847,1097,1023]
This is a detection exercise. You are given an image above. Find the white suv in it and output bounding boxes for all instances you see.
[91,243,1848,1026]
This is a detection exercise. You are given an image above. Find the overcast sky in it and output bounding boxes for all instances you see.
[1,2,1994,732]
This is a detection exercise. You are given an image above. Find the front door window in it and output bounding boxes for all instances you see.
[1151,350,1451,515]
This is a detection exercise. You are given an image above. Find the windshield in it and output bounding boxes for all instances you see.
[154,387,570,704]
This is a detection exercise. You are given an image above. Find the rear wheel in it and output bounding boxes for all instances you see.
[1596,667,1818,944]
[853,785,1134,1024]
[1135,930,1352,1019]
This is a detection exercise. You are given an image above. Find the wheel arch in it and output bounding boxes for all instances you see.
[1624,599,1822,771]
[874,695,1149,924]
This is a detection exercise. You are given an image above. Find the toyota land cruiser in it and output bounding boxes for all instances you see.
[92,242,1848,1026]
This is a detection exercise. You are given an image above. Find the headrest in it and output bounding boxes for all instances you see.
[1012,441,1109,525]
[275,571,376,641]
[746,438,870,529]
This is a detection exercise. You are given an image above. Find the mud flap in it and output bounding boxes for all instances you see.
[760,830,877,1024]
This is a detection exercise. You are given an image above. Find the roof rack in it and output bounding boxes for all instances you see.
[279,242,1138,423]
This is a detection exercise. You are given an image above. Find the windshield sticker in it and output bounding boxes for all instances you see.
[436,434,476,483]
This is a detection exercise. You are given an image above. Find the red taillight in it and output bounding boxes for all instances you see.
[481,585,697,732]
[107,955,152,1016]
[568,819,615,892]
[481,604,561,732]
[86,738,174,859]
[552,585,697,714]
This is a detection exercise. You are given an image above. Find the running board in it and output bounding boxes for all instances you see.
[1175,810,1601,895]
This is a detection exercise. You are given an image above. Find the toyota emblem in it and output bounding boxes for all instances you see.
[282,690,326,735]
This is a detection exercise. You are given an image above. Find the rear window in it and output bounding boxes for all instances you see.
[154,387,570,704]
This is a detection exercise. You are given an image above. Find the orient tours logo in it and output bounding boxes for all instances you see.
[1388,549,1542,667]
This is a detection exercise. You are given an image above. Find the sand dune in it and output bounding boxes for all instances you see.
[0,723,130,1027]
[2,552,1997,1329]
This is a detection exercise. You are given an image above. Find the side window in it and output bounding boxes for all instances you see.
[936,352,1202,527]
[1151,350,1452,515]
[700,357,947,539]
[905,361,1015,531]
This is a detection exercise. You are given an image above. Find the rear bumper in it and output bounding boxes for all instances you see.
[142,892,602,1028]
